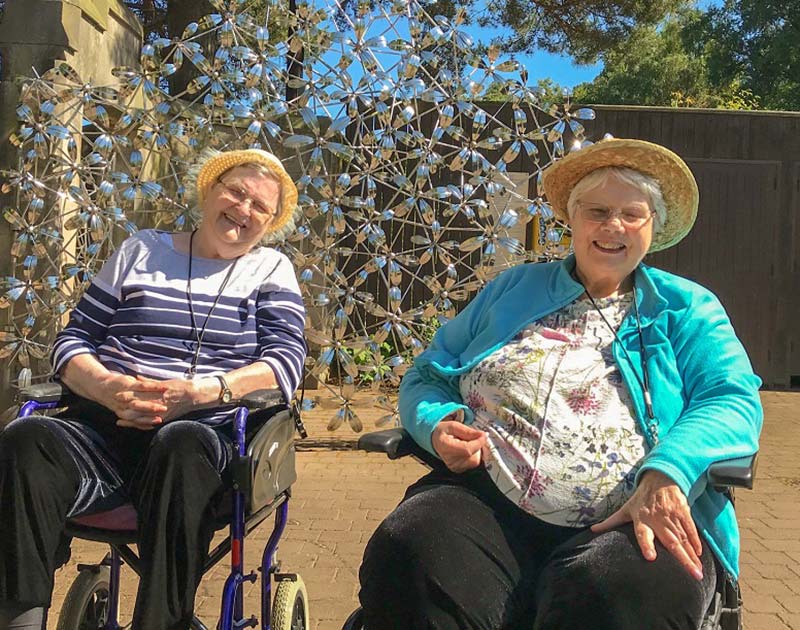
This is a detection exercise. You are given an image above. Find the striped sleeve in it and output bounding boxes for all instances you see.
[255,256,307,402]
[51,242,129,375]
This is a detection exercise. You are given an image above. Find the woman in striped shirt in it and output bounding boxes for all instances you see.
[0,149,307,630]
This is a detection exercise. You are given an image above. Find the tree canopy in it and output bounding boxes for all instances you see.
[572,1,797,111]
[696,0,799,111]
[572,9,760,109]
[478,0,685,63]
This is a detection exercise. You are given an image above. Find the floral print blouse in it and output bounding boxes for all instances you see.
[458,293,648,527]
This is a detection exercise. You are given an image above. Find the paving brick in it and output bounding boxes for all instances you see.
[781,596,800,614]
[756,564,800,580]
[779,613,800,629]
[745,613,792,629]
[746,593,789,614]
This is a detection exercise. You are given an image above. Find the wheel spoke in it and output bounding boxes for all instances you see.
[291,597,306,630]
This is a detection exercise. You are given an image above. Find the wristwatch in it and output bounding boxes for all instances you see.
[215,374,233,404]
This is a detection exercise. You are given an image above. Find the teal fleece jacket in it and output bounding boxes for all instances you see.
[399,255,763,578]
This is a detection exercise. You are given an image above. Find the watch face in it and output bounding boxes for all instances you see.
[221,390,233,403]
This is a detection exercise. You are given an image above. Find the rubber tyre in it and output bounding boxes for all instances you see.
[271,575,309,630]
[56,566,111,630]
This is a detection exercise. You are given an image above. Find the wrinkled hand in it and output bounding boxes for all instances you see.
[591,470,704,580]
[431,419,487,473]
[115,376,220,428]
[97,373,168,431]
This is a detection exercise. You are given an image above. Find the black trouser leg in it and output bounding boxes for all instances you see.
[0,418,80,609]
[359,468,578,630]
[533,524,719,630]
[360,467,719,630]
[129,421,230,630]
[0,604,46,630]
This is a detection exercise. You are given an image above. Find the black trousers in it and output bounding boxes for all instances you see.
[0,401,248,630]
[359,466,720,630]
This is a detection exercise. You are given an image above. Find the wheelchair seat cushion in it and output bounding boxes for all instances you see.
[69,503,138,532]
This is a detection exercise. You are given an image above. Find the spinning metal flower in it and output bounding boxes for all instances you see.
[1,0,589,427]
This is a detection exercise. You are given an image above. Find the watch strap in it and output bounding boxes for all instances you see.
[215,374,233,403]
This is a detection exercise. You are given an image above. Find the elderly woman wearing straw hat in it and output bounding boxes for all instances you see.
[358,138,762,629]
[0,149,306,630]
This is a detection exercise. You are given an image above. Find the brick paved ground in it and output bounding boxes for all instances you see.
[49,391,799,629]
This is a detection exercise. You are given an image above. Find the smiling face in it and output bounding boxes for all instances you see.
[196,165,282,258]
[568,173,654,297]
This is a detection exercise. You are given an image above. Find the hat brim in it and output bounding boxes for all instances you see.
[541,139,699,252]
[196,149,299,238]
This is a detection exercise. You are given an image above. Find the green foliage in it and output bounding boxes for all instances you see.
[697,0,799,111]
[478,0,685,63]
[341,316,442,386]
[571,1,797,111]
[348,342,393,385]
[572,8,764,110]
[483,77,568,107]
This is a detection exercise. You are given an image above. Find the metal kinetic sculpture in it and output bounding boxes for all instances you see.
[1,0,593,430]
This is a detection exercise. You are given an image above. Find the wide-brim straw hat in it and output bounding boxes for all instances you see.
[542,138,699,252]
[194,148,300,241]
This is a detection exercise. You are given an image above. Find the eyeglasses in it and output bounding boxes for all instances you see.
[216,179,277,217]
[577,205,654,228]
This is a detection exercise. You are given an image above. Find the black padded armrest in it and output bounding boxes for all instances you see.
[358,428,413,459]
[17,382,76,405]
[707,453,757,491]
[240,389,286,411]
[358,428,439,467]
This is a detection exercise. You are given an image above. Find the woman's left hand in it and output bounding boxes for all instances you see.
[115,376,220,427]
[590,470,704,581]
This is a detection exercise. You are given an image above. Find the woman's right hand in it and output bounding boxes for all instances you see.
[97,372,169,430]
[431,419,487,473]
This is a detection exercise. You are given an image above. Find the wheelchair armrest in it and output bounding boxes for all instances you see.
[240,389,285,411]
[358,428,440,468]
[358,428,411,459]
[707,453,757,491]
[17,382,76,405]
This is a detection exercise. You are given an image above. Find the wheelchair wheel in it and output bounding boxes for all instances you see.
[56,565,111,630]
[272,574,309,630]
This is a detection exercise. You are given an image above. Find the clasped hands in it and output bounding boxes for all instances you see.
[97,373,222,430]
[431,419,704,581]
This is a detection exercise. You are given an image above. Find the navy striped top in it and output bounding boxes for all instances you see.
[52,230,307,425]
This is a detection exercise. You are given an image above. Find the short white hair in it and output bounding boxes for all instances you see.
[566,166,667,235]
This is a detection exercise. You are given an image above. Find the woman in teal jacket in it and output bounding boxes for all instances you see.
[359,138,762,630]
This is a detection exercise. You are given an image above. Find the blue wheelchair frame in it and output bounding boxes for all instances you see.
[343,428,757,630]
[17,383,308,630]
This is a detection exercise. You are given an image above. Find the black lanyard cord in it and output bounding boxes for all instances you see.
[579,275,657,426]
[186,229,240,377]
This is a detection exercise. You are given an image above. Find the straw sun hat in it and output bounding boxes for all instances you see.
[541,138,699,252]
[189,148,300,244]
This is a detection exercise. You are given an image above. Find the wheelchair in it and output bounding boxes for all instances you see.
[15,382,310,630]
[342,428,757,630]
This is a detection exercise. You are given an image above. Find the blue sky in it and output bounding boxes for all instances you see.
[459,0,723,89]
